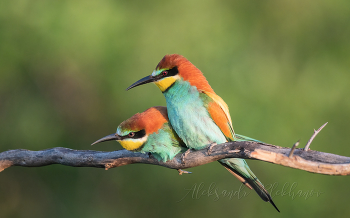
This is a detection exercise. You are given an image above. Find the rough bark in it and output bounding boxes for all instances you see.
[1,141,350,175]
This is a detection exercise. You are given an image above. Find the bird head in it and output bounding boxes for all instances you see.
[92,106,168,151]
[126,54,214,93]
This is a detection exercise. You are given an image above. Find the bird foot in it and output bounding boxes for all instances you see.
[207,142,217,156]
[181,149,191,163]
[177,169,192,175]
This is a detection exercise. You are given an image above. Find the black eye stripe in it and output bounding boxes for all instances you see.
[119,129,146,140]
[155,66,178,80]
[165,66,178,77]
[132,129,146,139]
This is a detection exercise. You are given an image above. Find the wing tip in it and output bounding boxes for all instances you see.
[269,198,280,212]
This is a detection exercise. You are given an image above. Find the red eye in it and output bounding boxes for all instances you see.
[162,71,168,76]
[128,132,135,137]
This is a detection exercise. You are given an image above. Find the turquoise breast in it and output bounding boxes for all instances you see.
[164,80,227,150]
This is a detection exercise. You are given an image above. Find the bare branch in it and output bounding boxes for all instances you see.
[1,141,350,175]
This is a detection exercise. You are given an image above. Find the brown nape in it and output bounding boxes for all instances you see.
[156,54,184,70]
[152,106,169,120]
[120,106,169,135]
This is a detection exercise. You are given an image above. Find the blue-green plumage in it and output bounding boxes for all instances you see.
[140,122,187,162]
[164,80,227,148]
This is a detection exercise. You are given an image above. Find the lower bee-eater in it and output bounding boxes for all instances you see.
[92,106,186,162]
[126,54,279,212]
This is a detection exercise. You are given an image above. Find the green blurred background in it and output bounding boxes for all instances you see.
[1,0,349,217]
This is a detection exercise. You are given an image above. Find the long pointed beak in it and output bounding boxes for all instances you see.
[91,133,120,145]
[126,75,155,91]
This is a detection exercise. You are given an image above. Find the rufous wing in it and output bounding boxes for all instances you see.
[202,91,235,141]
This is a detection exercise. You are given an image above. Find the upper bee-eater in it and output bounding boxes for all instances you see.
[126,54,279,212]
[92,106,186,162]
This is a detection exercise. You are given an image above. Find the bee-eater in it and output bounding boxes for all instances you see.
[126,54,279,212]
[92,106,187,162]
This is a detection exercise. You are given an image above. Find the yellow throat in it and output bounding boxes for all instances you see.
[117,137,147,151]
[154,76,178,92]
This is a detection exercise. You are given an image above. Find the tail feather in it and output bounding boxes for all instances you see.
[234,134,263,143]
[222,165,253,190]
[219,158,280,212]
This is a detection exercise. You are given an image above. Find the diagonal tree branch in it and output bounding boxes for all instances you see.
[1,141,350,175]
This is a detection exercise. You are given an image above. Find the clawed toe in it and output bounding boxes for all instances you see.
[177,169,192,175]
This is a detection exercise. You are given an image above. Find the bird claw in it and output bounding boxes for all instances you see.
[177,169,192,175]
[181,149,191,163]
[207,142,217,156]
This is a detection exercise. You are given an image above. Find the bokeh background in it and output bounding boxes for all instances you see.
[1,0,350,217]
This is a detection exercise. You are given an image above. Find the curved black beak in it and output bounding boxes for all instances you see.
[91,133,120,145]
[126,75,155,91]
